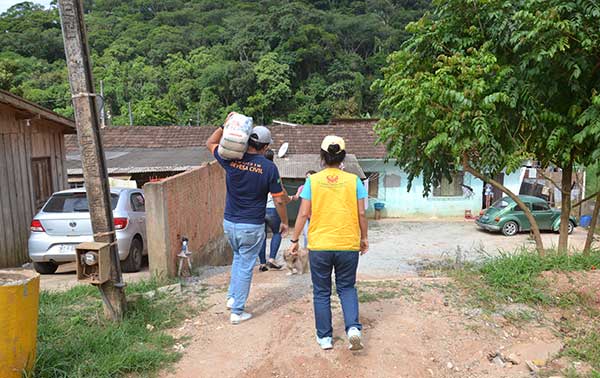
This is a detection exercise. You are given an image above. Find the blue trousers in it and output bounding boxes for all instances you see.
[223,219,265,315]
[259,208,282,264]
[309,250,362,338]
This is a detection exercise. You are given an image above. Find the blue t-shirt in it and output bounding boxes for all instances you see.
[300,176,368,200]
[214,149,284,224]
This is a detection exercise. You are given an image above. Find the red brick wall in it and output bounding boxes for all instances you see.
[144,162,231,277]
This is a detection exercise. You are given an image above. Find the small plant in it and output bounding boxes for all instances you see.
[472,248,600,305]
[32,278,197,378]
[454,247,600,376]
[357,280,419,303]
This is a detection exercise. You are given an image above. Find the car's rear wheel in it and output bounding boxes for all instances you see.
[122,237,143,273]
[568,220,575,234]
[33,262,58,274]
[502,221,519,236]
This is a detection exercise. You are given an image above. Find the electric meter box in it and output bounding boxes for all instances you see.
[75,242,111,284]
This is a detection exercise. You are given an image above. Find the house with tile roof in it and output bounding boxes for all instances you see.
[63,124,366,184]
[64,120,503,218]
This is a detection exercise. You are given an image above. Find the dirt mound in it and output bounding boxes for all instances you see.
[540,270,600,306]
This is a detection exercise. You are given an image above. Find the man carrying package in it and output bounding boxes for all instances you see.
[206,112,289,324]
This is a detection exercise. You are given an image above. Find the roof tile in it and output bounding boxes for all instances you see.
[64,121,386,159]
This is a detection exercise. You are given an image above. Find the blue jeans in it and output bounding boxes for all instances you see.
[259,208,281,264]
[223,219,266,315]
[309,250,362,338]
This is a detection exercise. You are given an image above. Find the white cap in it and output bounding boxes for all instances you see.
[250,126,273,144]
[321,135,346,154]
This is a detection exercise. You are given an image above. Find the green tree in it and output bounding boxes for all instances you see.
[509,0,600,250]
[0,0,429,124]
[246,52,291,124]
[374,0,600,254]
[374,43,545,252]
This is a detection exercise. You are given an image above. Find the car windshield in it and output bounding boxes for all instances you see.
[491,199,510,209]
[43,193,119,213]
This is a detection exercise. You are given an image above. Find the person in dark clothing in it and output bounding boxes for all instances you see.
[206,122,289,324]
[258,149,285,271]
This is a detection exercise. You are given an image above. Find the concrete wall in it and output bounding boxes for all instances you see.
[144,162,232,277]
[503,169,526,200]
[359,159,484,218]
[359,159,530,218]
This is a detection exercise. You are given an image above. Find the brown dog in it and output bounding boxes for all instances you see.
[283,245,309,275]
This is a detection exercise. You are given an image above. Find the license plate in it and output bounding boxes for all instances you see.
[60,244,75,254]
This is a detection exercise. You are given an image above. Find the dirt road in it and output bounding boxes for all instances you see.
[161,220,590,377]
[37,220,590,376]
[162,269,565,378]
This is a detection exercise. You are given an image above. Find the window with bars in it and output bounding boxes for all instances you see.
[432,172,464,197]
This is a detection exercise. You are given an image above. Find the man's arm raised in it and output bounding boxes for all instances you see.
[206,127,223,154]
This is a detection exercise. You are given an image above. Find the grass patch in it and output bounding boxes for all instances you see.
[33,278,197,378]
[453,248,600,376]
[358,290,401,303]
[456,249,600,306]
[564,332,600,376]
[357,280,419,303]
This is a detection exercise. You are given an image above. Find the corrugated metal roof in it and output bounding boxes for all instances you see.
[66,147,213,175]
[66,147,365,179]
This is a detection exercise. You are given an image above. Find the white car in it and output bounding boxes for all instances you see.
[28,188,147,274]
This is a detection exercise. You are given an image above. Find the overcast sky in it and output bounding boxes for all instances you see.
[0,0,53,14]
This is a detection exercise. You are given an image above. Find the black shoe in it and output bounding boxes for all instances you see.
[266,261,282,270]
[259,265,269,272]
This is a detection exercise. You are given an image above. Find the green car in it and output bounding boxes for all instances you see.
[476,195,577,236]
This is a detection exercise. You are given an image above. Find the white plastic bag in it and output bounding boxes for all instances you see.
[218,112,253,160]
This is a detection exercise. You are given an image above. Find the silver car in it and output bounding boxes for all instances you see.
[29,187,147,274]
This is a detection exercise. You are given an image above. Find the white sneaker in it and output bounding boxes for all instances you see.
[230,312,252,325]
[226,297,234,309]
[316,336,333,350]
[347,327,364,351]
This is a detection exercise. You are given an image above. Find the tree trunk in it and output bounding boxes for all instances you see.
[583,192,600,254]
[462,162,545,256]
[558,162,573,252]
[573,190,600,209]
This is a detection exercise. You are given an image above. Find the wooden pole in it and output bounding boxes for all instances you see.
[57,0,126,320]
[558,162,573,252]
[128,101,133,126]
[99,79,105,128]
[584,192,600,254]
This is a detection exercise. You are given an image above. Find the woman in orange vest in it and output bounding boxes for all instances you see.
[289,135,369,351]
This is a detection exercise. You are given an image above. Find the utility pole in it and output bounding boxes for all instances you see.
[99,79,105,128]
[128,101,133,126]
[57,0,127,320]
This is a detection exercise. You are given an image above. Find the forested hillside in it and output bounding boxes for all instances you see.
[0,0,428,125]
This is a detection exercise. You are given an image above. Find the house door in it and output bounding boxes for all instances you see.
[31,157,53,210]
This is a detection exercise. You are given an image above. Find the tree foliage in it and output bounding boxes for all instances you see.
[374,0,600,252]
[0,0,429,125]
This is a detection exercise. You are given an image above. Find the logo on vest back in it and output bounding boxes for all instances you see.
[326,175,339,184]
